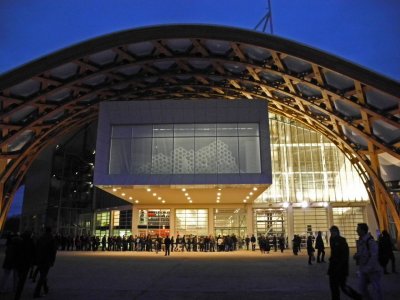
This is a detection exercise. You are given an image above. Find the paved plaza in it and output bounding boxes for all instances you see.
[0,249,399,300]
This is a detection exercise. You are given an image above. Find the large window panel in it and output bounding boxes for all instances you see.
[195,124,216,137]
[195,137,217,174]
[174,124,194,137]
[153,124,173,137]
[217,123,238,137]
[239,136,261,173]
[174,137,195,174]
[131,138,152,174]
[111,126,132,138]
[152,138,173,174]
[109,139,131,174]
[132,125,153,138]
[217,137,239,173]
[238,123,259,136]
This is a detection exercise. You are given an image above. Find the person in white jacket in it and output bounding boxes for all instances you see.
[354,223,383,300]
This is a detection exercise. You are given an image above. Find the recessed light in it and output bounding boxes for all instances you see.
[217,197,220,200]
[158,197,162,200]
[129,197,132,200]
[112,188,117,192]
[249,192,253,195]
[189,200,192,203]
[243,200,247,203]
[135,200,139,203]
[121,193,125,196]
[185,193,189,196]
[217,192,221,196]
[146,188,151,192]
[216,200,220,203]
[182,188,186,192]
[253,187,258,191]
[246,196,250,199]
[153,193,157,196]
[162,200,165,203]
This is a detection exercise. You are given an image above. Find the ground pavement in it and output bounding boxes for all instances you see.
[0,248,399,300]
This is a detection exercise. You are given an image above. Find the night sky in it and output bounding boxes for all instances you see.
[2,0,400,216]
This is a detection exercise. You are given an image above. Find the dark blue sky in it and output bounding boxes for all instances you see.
[1,0,400,80]
[3,0,400,217]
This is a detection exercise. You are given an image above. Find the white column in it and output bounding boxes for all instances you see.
[246,204,254,235]
[169,208,175,237]
[132,206,139,236]
[287,205,294,249]
[208,207,214,235]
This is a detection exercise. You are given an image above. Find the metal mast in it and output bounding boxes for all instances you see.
[255,0,273,34]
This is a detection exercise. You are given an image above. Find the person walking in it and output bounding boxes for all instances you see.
[306,235,315,265]
[164,235,171,256]
[33,227,57,298]
[354,223,383,300]
[13,230,36,300]
[315,231,326,263]
[327,226,361,300]
[378,230,397,274]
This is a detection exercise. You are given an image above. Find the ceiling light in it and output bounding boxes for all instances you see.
[216,200,220,203]
[189,200,192,203]
[129,197,132,200]
[153,193,157,196]
[217,192,221,196]
[187,197,191,200]
[121,193,125,196]
[135,200,139,203]
[323,202,329,207]
[282,202,289,208]
[182,188,186,192]
[146,188,151,192]
[246,196,250,199]
[158,197,162,200]
[112,188,117,192]
[249,192,253,195]
[243,199,247,203]
[253,187,258,191]
[301,201,308,208]
[185,193,189,196]
[162,200,165,203]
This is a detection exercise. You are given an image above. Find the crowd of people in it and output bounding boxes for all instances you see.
[0,227,57,299]
[50,233,288,254]
[1,223,398,299]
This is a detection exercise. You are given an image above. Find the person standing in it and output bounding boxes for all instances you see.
[245,236,250,250]
[250,234,256,251]
[164,235,171,256]
[328,226,361,300]
[306,235,315,265]
[378,230,397,274]
[315,231,326,263]
[354,223,383,300]
[33,227,57,298]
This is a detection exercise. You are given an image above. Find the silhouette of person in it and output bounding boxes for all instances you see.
[328,225,361,300]
[315,231,326,263]
[14,230,35,300]
[33,227,57,298]
[378,230,397,274]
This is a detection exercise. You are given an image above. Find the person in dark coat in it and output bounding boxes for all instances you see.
[164,235,171,256]
[0,233,16,293]
[378,230,397,274]
[14,230,36,300]
[315,231,326,263]
[306,235,315,265]
[33,227,57,298]
[328,226,361,300]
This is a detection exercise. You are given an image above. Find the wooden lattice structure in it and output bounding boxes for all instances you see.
[0,25,399,237]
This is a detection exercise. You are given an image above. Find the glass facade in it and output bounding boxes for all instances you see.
[332,207,364,246]
[109,123,261,175]
[256,114,368,204]
[176,209,208,236]
[138,209,170,237]
[254,209,286,237]
[214,208,247,237]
